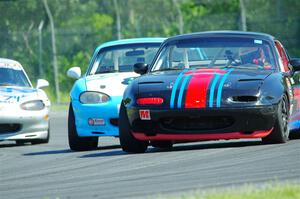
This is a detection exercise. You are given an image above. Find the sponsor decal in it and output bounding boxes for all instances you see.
[0,94,27,103]
[166,82,174,90]
[0,87,36,93]
[88,118,105,126]
[122,77,136,85]
[254,39,263,44]
[0,62,22,70]
[139,109,151,120]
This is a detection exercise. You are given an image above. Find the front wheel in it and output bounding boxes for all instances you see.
[262,95,289,144]
[119,102,148,153]
[68,103,98,151]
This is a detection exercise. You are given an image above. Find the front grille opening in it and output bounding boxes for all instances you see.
[0,124,22,134]
[160,116,234,131]
[232,96,258,102]
[110,118,118,127]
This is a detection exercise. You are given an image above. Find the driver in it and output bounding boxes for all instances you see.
[252,48,272,69]
[240,47,272,69]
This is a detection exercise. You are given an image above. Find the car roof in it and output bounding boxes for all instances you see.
[165,31,274,44]
[95,37,166,52]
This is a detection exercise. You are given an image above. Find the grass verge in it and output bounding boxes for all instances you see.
[160,183,300,199]
[50,103,69,112]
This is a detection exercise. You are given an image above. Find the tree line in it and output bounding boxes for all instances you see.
[0,0,299,103]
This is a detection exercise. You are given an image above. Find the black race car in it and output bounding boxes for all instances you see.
[119,31,300,153]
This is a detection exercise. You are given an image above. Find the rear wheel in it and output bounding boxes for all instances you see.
[68,103,98,151]
[262,95,289,144]
[151,141,173,149]
[119,102,148,153]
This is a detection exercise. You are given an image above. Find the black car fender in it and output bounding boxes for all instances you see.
[260,72,287,105]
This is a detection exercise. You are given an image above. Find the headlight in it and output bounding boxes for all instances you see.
[79,92,110,104]
[21,100,45,111]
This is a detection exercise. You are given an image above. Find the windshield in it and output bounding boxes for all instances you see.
[152,37,276,71]
[0,67,31,87]
[89,43,161,75]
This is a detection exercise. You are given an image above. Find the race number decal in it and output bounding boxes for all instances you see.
[139,110,151,120]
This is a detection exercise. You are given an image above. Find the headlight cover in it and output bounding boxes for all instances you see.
[79,92,110,104]
[21,100,45,111]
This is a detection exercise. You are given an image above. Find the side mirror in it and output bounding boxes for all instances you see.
[133,63,148,75]
[67,67,81,79]
[36,79,49,89]
[290,58,300,72]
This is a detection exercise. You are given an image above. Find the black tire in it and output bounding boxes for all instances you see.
[151,141,173,149]
[68,103,98,151]
[289,130,300,140]
[262,95,289,144]
[15,140,27,145]
[119,102,148,153]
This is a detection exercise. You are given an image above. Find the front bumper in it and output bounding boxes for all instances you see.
[0,108,49,141]
[72,96,122,137]
[127,105,277,141]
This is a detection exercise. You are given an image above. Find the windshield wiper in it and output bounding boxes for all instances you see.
[95,70,118,74]
[222,64,264,70]
[0,83,16,86]
[153,68,185,72]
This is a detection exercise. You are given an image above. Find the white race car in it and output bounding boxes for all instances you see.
[0,58,50,145]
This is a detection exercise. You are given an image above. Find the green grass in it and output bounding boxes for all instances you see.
[50,103,69,111]
[159,183,300,199]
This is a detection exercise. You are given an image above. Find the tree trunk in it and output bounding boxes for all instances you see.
[113,0,122,39]
[43,0,60,103]
[239,0,247,31]
[173,0,184,34]
[38,20,44,77]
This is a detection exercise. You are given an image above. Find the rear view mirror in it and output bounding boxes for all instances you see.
[290,58,300,72]
[126,50,145,57]
[67,67,81,79]
[36,79,49,89]
[134,63,148,75]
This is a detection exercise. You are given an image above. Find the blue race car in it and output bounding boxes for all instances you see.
[67,38,165,151]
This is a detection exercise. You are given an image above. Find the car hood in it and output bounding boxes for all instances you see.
[85,72,139,96]
[136,68,273,108]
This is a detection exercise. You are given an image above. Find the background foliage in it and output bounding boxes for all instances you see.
[0,0,299,103]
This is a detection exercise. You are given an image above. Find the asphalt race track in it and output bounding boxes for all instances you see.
[0,111,300,199]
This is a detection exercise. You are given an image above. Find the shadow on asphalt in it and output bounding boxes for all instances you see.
[80,150,126,158]
[0,142,33,148]
[79,140,262,158]
[23,149,73,156]
[0,143,21,148]
[22,144,121,156]
[168,140,262,152]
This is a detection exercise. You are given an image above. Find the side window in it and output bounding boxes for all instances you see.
[275,40,289,72]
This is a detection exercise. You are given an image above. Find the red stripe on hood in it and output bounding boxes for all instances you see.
[184,69,226,108]
[184,68,226,75]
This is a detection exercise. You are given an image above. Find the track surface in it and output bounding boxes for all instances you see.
[0,111,300,199]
